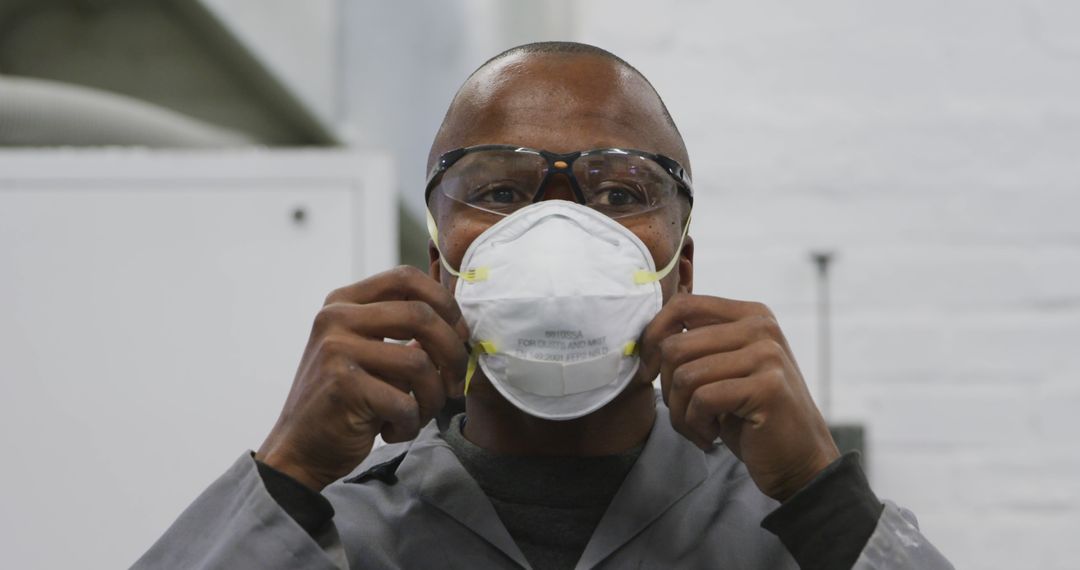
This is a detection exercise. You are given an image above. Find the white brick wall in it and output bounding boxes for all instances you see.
[579,1,1080,567]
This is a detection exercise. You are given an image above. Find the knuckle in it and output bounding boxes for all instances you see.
[754,314,782,338]
[668,407,687,430]
[403,347,435,376]
[391,264,423,285]
[380,388,404,414]
[406,300,437,324]
[658,335,682,362]
[390,394,419,422]
[312,304,344,333]
[751,338,785,365]
[687,390,707,417]
[761,368,788,397]
[316,335,348,361]
[747,301,774,318]
[669,292,692,311]
[323,286,348,306]
[670,364,697,395]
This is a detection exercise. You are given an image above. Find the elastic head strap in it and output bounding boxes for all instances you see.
[427,208,488,282]
[634,212,693,285]
[426,208,459,278]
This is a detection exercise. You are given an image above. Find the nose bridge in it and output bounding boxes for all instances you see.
[534,154,585,204]
[535,171,579,203]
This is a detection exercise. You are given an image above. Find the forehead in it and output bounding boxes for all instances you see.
[432,53,683,163]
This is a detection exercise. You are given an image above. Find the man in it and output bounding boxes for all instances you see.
[136,42,951,569]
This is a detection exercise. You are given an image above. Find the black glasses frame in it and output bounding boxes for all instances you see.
[424,144,694,209]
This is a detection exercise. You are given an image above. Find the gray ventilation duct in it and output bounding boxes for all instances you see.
[0,75,253,147]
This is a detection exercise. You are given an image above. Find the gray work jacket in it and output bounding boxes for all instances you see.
[134,404,952,569]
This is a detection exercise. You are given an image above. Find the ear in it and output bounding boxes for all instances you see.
[677,235,694,294]
[428,240,441,282]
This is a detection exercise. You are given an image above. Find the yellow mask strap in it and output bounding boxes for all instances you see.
[427,208,489,282]
[463,340,497,395]
[634,212,693,285]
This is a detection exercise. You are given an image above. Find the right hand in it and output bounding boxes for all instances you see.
[256,266,469,491]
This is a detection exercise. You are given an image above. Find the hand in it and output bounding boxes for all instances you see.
[256,266,469,491]
[637,293,840,501]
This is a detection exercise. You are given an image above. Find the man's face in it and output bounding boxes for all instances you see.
[428,53,694,303]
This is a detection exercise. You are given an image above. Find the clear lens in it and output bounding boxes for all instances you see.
[436,150,547,215]
[574,151,677,217]
[434,148,679,218]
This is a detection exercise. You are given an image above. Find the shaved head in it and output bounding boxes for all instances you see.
[427,42,690,179]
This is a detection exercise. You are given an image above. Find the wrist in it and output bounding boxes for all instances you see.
[771,448,841,502]
[255,446,331,492]
[761,452,883,570]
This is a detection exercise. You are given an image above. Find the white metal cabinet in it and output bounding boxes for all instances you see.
[0,149,395,569]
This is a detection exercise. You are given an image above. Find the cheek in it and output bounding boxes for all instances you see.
[435,211,494,286]
[624,216,683,303]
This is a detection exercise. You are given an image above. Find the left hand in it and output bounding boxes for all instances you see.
[636,293,840,501]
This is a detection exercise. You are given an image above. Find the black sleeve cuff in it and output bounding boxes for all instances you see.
[760,451,884,570]
[254,457,335,537]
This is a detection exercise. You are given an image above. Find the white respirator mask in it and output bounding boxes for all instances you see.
[427,200,690,420]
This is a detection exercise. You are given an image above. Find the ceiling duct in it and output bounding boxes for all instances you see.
[0,75,252,147]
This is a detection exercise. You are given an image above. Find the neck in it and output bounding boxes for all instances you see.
[462,381,657,456]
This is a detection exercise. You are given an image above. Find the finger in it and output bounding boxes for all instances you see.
[355,369,422,443]
[325,266,469,341]
[647,293,773,339]
[642,295,785,397]
[343,339,438,388]
[636,298,688,389]
[683,371,784,447]
[347,338,446,423]
[657,320,784,402]
[403,340,462,396]
[666,340,776,434]
[638,294,774,386]
[317,301,469,391]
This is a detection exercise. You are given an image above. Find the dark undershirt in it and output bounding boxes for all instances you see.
[441,414,642,570]
[256,418,882,570]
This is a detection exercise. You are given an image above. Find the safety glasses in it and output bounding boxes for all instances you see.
[424,145,693,219]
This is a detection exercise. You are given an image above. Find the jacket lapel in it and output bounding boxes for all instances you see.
[574,405,708,569]
[402,427,532,569]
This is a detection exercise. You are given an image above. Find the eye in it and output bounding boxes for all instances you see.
[593,182,647,207]
[489,186,517,203]
[604,187,635,206]
[467,181,530,205]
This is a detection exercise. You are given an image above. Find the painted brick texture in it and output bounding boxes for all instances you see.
[580,1,1080,567]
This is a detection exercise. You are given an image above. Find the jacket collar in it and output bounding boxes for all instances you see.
[574,404,707,568]
[398,401,707,569]
[400,426,532,568]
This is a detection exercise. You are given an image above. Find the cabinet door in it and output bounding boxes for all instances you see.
[0,150,395,569]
